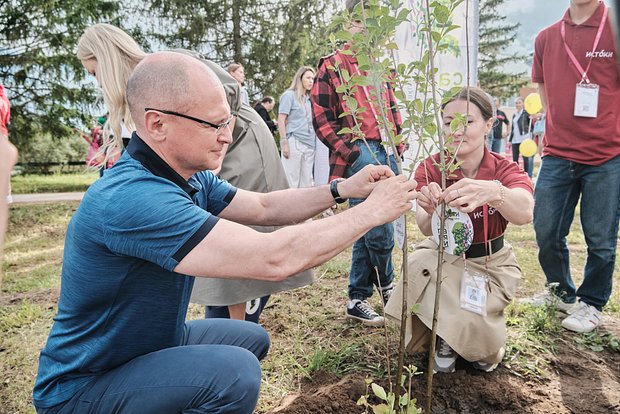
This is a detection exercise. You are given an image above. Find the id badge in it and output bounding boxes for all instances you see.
[460,269,488,316]
[574,83,599,118]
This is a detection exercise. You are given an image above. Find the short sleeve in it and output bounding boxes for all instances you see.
[532,31,545,83]
[103,177,217,271]
[192,171,237,215]
[495,158,534,193]
[279,91,293,116]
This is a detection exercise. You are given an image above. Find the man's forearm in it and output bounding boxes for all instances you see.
[177,201,383,281]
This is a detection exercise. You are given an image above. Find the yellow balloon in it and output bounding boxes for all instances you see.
[524,93,543,115]
[519,138,538,157]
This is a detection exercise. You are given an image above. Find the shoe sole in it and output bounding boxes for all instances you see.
[433,367,456,374]
[561,319,600,333]
[345,313,385,327]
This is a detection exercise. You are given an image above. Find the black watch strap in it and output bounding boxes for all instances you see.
[330,179,347,204]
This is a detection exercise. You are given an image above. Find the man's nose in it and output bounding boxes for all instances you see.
[218,124,234,144]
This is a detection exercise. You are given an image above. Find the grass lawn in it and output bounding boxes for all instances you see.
[1,201,619,413]
[10,172,98,194]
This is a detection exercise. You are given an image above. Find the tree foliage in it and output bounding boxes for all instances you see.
[145,0,337,104]
[478,0,527,99]
[0,0,120,151]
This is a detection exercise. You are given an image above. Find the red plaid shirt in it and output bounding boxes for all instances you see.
[311,47,402,181]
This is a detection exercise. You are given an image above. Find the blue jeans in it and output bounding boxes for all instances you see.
[206,295,270,323]
[490,137,503,153]
[36,319,270,414]
[534,155,620,310]
[512,143,533,178]
[345,140,398,300]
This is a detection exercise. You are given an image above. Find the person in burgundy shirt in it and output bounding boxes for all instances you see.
[386,87,533,374]
[530,0,620,333]
[311,0,403,326]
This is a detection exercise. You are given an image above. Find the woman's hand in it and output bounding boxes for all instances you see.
[417,182,442,215]
[442,178,502,213]
[281,140,290,159]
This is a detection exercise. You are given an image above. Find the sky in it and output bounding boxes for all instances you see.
[502,0,610,73]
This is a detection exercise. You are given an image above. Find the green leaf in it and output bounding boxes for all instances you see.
[341,69,351,82]
[335,84,348,94]
[372,404,391,414]
[371,383,387,401]
[399,393,409,406]
[433,4,451,24]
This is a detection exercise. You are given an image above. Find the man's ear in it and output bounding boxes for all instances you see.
[144,111,167,142]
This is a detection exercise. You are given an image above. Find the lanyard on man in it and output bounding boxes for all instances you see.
[561,2,608,118]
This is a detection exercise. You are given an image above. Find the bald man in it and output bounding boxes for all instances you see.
[33,52,417,413]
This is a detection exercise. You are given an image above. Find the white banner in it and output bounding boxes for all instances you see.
[393,0,480,178]
[394,0,479,90]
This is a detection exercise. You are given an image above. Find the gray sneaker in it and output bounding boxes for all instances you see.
[521,291,576,314]
[433,337,457,373]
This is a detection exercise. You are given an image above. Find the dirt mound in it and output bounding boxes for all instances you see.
[269,341,620,414]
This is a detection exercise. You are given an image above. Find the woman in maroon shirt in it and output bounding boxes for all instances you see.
[386,87,534,374]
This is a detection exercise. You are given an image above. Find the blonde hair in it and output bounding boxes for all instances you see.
[77,23,147,165]
[227,63,243,72]
[288,66,315,105]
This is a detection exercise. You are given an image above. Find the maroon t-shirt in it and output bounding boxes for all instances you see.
[532,4,620,166]
[415,149,533,244]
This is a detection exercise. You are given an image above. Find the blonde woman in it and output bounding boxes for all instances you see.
[76,24,312,323]
[77,24,144,162]
[278,66,317,188]
[227,63,249,105]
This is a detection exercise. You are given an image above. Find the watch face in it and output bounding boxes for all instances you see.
[431,205,474,256]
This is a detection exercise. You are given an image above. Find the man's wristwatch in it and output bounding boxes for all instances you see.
[330,178,347,204]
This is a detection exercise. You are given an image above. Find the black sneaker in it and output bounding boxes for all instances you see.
[379,283,394,305]
[346,299,385,326]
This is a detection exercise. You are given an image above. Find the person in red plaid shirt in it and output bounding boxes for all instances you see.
[311,0,403,326]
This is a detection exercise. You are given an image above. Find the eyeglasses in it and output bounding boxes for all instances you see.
[144,107,233,135]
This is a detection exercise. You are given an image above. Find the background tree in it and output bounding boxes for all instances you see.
[146,0,337,104]
[0,0,120,152]
[478,0,527,99]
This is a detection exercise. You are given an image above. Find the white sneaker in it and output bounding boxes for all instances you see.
[472,347,505,373]
[433,337,457,373]
[521,291,576,314]
[561,301,602,333]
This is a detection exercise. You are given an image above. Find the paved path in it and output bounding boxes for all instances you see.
[10,192,85,204]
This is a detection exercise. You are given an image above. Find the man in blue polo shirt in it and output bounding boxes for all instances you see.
[33,52,418,413]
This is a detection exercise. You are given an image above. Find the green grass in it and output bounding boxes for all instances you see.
[1,202,620,413]
[11,172,98,194]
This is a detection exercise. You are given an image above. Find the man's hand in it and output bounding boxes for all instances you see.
[337,164,395,199]
[417,182,442,215]
[363,175,417,224]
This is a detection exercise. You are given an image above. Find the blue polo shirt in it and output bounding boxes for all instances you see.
[33,134,237,408]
